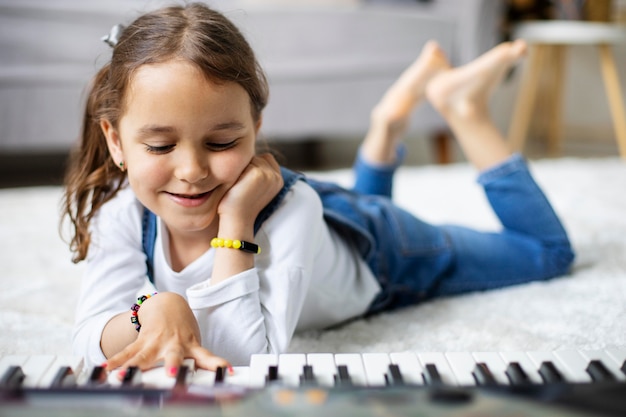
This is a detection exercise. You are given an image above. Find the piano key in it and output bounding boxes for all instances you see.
[19,355,56,388]
[389,352,424,386]
[0,366,25,389]
[472,363,497,386]
[498,351,543,384]
[300,364,316,385]
[505,362,532,386]
[278,353,307,387]
[38,356,85,388]
[417,352,457,386]
[121,366,142,386]
[586,360,616,382]
[445,352,479,386]
[214,366,226,384]
[472,352,510,385]
[335,365,352,386]
[361,353,391,387]
[422,363,443,386]
[86,366,108,386]
[0,356,28,381]
[249,354,278,388]
[50,366,77,388]
[581,349,626,381]
[192,365,251,388]
[526,351,569,383]
[538,361,565,383]
[387,364,405,386]
[306,353,336,387]
[334,354,367,386]
[552,350,593,383]
[604,347,626,374]
[267,365,279,383]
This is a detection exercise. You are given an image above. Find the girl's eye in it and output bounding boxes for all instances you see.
[145,144,174,154]
[207,140,237,151]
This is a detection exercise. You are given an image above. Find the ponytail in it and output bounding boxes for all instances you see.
[61,64,125,263]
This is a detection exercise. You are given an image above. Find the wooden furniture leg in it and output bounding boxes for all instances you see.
[546,44,567,156]
[508,44,548,152]
[598,44,626,158]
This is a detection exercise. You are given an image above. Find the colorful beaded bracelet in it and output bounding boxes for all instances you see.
[130,292,158,332]
[210,237,260,254]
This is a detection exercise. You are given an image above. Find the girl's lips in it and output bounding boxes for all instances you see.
[166,191,211,208]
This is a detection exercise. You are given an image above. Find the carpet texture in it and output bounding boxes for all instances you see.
[1,157,624,358]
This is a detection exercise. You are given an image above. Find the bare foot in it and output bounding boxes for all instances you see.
[426,40,527,121]
[362,41,450,164]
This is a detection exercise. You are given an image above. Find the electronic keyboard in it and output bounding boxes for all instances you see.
[2,350,626,416]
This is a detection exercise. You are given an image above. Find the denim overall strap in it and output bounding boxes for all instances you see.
[141,167,305,285]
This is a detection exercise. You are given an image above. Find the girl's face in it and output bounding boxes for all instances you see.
[102,60,259,240]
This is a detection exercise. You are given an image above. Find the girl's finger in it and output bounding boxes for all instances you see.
[162,347,185,378]
[189,345,231,372]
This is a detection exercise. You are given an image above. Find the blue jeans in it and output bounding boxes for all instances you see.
[351,150,575,315]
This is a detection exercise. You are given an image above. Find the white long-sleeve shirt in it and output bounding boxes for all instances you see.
[73,181,380,366]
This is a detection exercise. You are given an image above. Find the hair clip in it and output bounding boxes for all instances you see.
[101,24,126,48]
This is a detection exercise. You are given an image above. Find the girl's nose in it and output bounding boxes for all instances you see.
[175,150,209,184]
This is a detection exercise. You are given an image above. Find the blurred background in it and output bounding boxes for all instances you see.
[1,0,625,187]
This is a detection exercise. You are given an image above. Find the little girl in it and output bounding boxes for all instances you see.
[62,3,574,377]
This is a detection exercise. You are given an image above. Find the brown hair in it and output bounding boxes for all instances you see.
[61,3,269,262]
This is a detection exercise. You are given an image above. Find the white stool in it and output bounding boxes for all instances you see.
[508,21,626,158]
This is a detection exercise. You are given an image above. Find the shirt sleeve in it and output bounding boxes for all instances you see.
[72,189,151,366]
[185,181,325,365]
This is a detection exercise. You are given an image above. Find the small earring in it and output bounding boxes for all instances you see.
[119,161,125,171]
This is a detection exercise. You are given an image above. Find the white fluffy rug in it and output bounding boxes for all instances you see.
[1,157,625,359]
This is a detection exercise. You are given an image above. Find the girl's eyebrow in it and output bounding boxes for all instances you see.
[136,122,246,138]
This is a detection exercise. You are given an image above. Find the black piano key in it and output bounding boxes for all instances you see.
[335,365,352,386]
[300,365,316,385]
[422,363,443,386]
[538,361,564,384]
[87,366,108,386]
[506,362,532,386]
[620,360,626,376]
[472,363,497,386]
[387,364,404,386]
[0,366,25,389]
[50,366,77,388]
[174,365,190,389]
[214,366,226,384]
[266,365,279,383]
[121,366,142,386]
[586,360,616,382]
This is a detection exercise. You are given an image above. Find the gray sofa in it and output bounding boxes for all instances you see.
[0,0,503,152]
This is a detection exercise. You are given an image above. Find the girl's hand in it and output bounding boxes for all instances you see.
[217,153,283,230]
[104,292,230,379]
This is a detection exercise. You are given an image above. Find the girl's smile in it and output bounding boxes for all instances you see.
[102,59,259,241]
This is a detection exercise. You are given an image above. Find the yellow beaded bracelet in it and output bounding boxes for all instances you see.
[211,237,261,254]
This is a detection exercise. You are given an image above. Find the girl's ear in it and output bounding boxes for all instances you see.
[254,115,263,136]
[101,119,124,166]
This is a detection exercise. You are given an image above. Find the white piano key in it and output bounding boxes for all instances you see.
[38,356,85,388]
[445,352,479,386]
[526,351,568,382]
[278,353,307,387]
[552,350,593,383]
[334,353,367,386]
[605,348,626,372]
[472,352,510,385]
[21,355,56,388]
[389,352,424,385]
[249,353,278,388]
[577,350,625,381]
[416,352,457,385]
[306,353,336,387]
[361,353,391,387]
[498,351,543,384]
[141,358,195,389]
